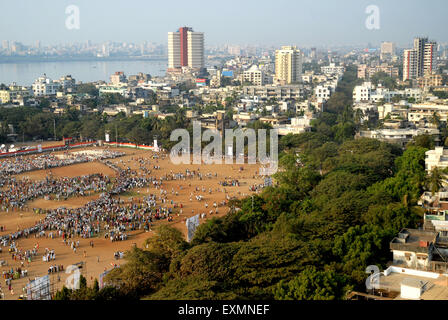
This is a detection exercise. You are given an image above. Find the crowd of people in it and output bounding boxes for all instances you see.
[219,179,240,187]
[0,151,263,247]
[249,183,266,192]
[0,150,125,211]
[47,264,63,274]
[42,249,56,262]
[2,266,28,282]
[0,154,193,245]
[0,150,124,176]
[0,174,111,210]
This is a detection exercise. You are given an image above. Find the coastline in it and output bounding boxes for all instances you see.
[0,55,167,64]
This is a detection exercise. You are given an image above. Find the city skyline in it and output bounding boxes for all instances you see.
[1,0,448,47]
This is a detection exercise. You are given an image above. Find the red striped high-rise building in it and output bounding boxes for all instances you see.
[168,27,204,71]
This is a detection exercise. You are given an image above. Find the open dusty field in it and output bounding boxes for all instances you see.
[0,147,264,300]
[16,162,117,181]
[11,139,67,149]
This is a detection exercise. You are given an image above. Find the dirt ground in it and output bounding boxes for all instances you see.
[16,161,117,181]
[0,147,265,300]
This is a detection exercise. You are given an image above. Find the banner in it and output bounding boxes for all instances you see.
[186,214,200,242]
[99,270,110,289]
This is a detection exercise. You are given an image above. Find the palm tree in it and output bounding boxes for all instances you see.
[431,112,441,128]
[427,167,444,195]
[354,109,364,126]
[174,108,186,127]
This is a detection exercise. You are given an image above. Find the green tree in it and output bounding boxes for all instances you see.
[369,146,427,203]
[273,266,349,300]
[427,167,444,195]
[332,225,394,283]
[144,225,189,261]
[104,246,169,298]
[76,83,99,96]
[407,134,435,149]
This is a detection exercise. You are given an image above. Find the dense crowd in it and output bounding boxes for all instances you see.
[0,150,124,176]
[0,171,155,243]
[0,174,111,210]
[0,151,264,247]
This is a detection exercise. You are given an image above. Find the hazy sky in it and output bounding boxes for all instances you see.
[1,0,447,47]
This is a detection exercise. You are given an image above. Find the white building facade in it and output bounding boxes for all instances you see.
[32,75,61,96]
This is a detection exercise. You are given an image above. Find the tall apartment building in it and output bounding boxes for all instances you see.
[403,37,437,81]
[274,46,303,85]
[168,27,204,70]
[168,32,181,69]
[423,41,437,76]
[380,42,395,60]
[403,49,418,81]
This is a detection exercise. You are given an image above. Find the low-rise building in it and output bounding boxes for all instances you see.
[390,229,437,270]
[353,102,378,123]
[0,83,32,104]
[242,65,267,86]
[408,103,448,124]
[32,75,61,96]
[314,85,332,102]
[425,147,448,172]
[377,103,410,120]
[242,85,303,101]
[55,75,76,91]
[99,84,128,97]
[356,266,448,300]
[233,112,259,127]
[275,114,314,136]
[102,104,134,116]
[259,116,289,126]
[357,63,399,79]
[357,127,439,147]
[353,81,373,102]
[321,63,345,76]
[419,190,448,233]
[110,71,126,85]
[353,82,423,103]
[417,73,443,89]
